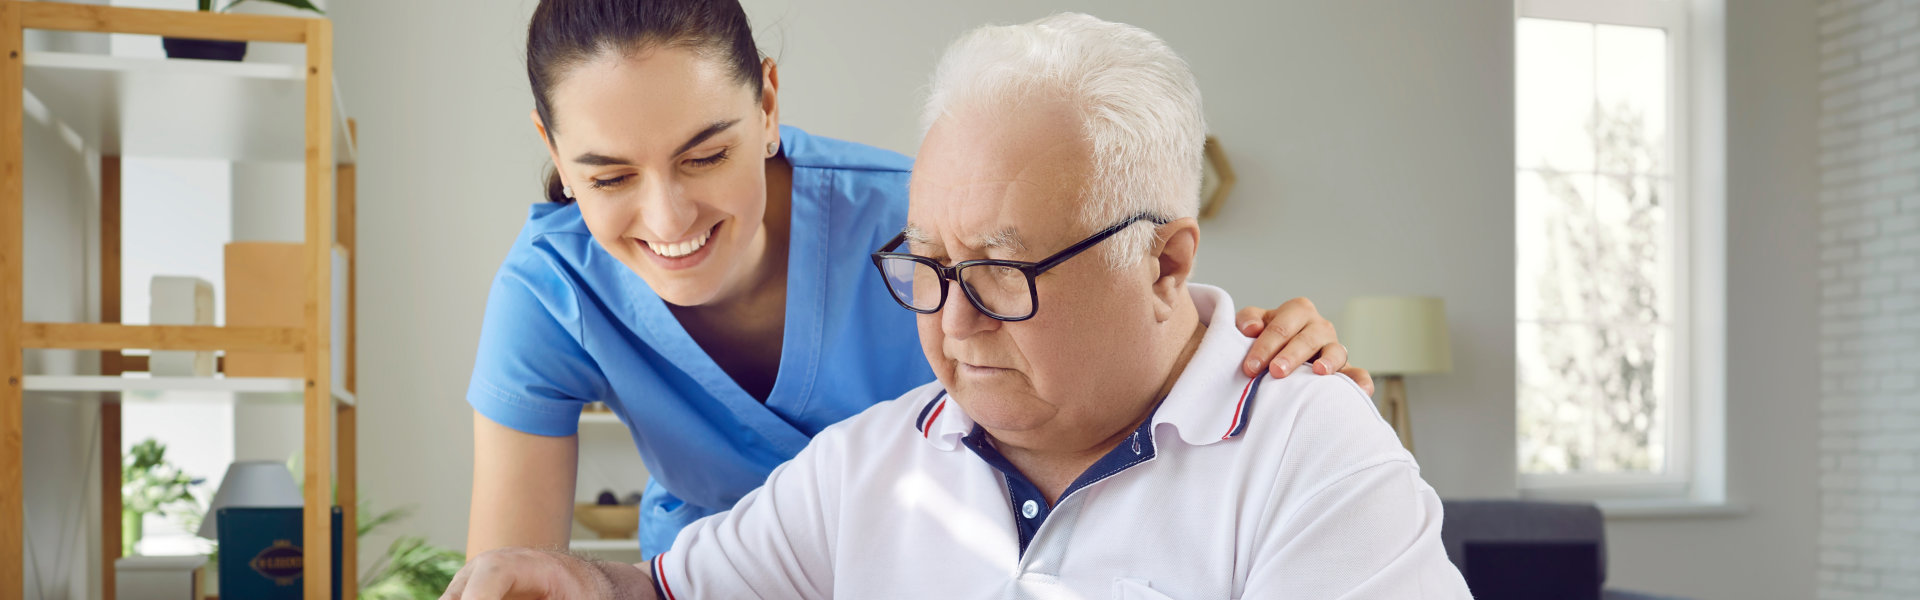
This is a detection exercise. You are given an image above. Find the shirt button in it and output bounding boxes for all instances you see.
[1022,500,1039,519]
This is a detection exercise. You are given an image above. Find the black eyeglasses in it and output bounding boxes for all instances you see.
[870,213,1171,321]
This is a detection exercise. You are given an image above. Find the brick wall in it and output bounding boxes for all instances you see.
[1818,0,1920,597]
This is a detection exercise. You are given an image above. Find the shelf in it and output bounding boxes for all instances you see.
[580,411,623,425]
[22,50,356,163]
[24,375,356,405]
[570,539,641,553]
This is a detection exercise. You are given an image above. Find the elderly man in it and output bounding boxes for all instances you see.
[447,13,1470,599]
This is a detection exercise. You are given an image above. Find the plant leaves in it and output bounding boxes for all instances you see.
[361,536,464,599]
[357,500,412,539]
[122,439,199,515]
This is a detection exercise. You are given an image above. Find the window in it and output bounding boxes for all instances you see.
[1515,0,1719,501]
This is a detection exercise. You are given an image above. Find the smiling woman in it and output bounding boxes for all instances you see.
[533,26,787,307]
[461,0,1373,567]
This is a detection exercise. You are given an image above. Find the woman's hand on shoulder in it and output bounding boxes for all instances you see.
[1236,297,1375,396]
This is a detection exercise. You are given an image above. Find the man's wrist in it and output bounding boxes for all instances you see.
[585,556,658,600]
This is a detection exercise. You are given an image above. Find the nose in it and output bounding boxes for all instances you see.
[939,279,999,340]
[632,173,699,240]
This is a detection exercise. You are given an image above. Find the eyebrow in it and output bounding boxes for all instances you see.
[900,223,1025,252]
[978,228,1026,252]
[674,119,741,156]
[901,224,932,245]
[570,119,742,166]
[572,152,631,166]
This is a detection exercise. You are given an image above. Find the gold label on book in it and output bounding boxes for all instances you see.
[251,539,305,586]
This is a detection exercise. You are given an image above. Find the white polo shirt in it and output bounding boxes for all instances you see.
[649,284,1470,599]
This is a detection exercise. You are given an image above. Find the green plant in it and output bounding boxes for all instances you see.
[284,453,465,596]
[197,0,324,14]
[121,439,200,556]
[359,536,467,599]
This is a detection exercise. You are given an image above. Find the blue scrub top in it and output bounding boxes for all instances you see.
[467,126,933,559]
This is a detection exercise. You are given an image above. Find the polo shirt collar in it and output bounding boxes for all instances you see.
[912,390,974,451]
[908,284,1259,451]
[1152,283,1268,447]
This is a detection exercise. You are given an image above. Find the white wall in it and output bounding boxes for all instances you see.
[1605,1,1822,599]
[328,0,551,568]
[330,1,1821,597]
[1815,0,1920,597]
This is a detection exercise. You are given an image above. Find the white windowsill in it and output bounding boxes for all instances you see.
[1595,498,1747,519]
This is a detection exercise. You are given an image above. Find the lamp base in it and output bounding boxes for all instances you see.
[1377,375,1414,453]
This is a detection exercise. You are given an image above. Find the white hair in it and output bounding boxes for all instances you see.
[920,13,1207,268]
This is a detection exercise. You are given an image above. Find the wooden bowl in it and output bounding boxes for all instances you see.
[574,504,640,540]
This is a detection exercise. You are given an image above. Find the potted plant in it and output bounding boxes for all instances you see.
[122,439,201,556]
[359,533,467,599]
[162,0,325,62]
[281,454,468,597]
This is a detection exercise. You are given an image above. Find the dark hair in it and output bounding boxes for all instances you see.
[529,0,765,204]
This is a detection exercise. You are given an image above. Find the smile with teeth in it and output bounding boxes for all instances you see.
[645,226,713,258]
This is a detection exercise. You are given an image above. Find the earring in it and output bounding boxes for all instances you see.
[767,141,779,157]
[562,185,574,199]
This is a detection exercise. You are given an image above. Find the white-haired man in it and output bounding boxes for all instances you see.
[446,13,1471,599]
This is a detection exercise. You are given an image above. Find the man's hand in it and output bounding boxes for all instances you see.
[1237,297,1376,396]
[442,546,658,600]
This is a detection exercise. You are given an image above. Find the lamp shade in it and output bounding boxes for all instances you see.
[194,461,302,539]
[1340,296,1453,376]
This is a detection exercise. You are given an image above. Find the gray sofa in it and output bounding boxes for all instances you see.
[1440,499,1691,600]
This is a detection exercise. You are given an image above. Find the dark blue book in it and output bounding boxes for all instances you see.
[216,506,342,600]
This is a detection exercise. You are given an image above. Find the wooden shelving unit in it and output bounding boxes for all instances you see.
[1,3,357,600]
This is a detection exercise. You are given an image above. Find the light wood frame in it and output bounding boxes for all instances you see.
[0,4,357,600]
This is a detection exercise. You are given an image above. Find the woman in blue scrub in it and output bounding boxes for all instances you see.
[466,0,1373,560]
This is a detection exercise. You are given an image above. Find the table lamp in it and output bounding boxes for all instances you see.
[1341,296,1453,452]
[194,461,303,539]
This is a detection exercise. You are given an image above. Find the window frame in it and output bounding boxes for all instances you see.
[1514,0,1724,506]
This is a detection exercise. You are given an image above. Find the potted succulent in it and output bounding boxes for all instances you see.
[162,0,325,62]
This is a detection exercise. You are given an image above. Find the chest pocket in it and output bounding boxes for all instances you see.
[1113,578,1177,600]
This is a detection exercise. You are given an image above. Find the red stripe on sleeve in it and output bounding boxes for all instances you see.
[655,552,679,600]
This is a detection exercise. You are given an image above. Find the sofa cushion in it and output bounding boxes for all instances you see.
[1439,499,1607,583]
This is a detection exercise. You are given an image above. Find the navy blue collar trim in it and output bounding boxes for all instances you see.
[960,401,1163,557]
[913,391,948,434]
[1222,372,1267,439]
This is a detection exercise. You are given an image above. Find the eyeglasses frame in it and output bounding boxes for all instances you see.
[869,212,1172,322]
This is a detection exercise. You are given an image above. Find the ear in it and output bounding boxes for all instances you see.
[760,58,782,153]
[532,110,571,185]
[1149,218,1201,322]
